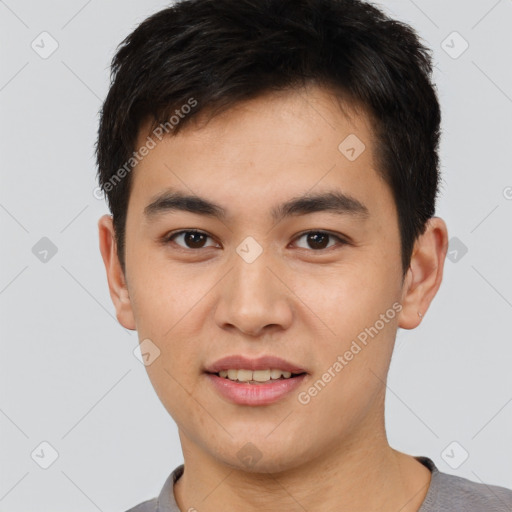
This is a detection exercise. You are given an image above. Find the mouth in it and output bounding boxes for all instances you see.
[204,371,308,405]
[203,355,309,404]
[206,369,308,384]
[204,354,308,375]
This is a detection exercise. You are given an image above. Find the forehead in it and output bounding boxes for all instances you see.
[128,85,386,218]
[137,85,373,152]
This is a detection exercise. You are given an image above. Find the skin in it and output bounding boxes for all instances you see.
[98,85,448,511]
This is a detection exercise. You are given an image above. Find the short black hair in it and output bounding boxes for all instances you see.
[95,0,442,277]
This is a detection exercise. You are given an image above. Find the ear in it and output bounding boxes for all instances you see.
[98,214,136,331]
[398,217,449,330]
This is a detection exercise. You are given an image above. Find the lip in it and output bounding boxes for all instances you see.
[204,354,308,374]
[205,373,307,406]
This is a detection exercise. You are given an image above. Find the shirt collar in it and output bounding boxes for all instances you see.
[156,463,184,512]
[155,457,438,511]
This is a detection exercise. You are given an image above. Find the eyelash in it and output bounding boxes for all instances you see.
[162,229,349,252]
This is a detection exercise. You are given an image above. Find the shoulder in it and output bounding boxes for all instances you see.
[437,471,512,509]
[440,473,512,510]
[123,497,157,512]
[414,456,512,511]
[122,463,184,512]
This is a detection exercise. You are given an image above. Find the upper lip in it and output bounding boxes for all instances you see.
[204,355,308,374]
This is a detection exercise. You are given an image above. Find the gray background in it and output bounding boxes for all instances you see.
[1,0,511,510]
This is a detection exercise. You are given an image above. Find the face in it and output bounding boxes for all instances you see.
[102,85,413,472]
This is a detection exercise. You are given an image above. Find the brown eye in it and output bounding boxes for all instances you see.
[167,230,218,249]
[294,231,346,251]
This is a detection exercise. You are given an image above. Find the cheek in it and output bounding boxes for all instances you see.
[301,314,396,428]
[293,265,399,389]
[127,247,203,337]
[292,263,398,337]
[140,330,204,427]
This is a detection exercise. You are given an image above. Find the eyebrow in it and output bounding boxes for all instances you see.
[143,188,370,223]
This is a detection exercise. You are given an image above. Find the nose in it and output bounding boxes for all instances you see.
[214,250,293,337]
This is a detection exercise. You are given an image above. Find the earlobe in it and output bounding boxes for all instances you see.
[97,214,137,331]
[397,217,449,330]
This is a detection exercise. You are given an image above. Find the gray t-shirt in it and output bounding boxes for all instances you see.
[126,456,512,511]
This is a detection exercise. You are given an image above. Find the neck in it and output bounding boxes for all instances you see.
[173,419,431,512]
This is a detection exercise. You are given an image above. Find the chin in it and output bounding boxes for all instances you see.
[212,439,313,475]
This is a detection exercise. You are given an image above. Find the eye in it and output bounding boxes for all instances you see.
[164,229,219,250]
[163,229,348,252]
[292,230,348,251]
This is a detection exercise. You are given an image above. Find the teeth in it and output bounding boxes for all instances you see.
[227,369,239,380]
[218,369,295,382]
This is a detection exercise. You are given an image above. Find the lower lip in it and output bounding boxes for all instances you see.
[205,373,307,405]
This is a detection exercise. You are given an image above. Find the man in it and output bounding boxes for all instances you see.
[96,0,512,510]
